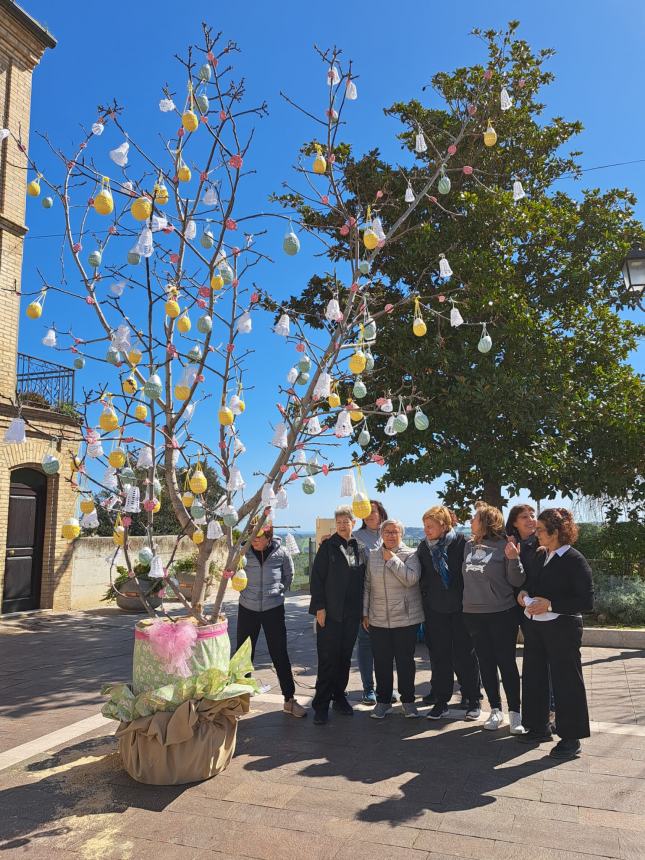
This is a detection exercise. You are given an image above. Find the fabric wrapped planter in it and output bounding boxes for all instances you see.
[102,617,258,785]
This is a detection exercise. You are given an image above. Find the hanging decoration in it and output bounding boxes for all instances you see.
[393,398,409,433]
[302,476,316,495]
[439,254,453,279]
[334,409,352,438]
[404,183,415,203]
[261,483,277,507]
[4,417,26,444]
[94,177,114,215]
[450,301,464,328]
[313,371,331,400]
[274,314,290,337]
[283,224,300,256]
[415,126,428,153]
[513,179,526,202]
[275,487,288,509]
[312,144,327,175]
[271,422,288,448]
[438,169,451,195]
[207,520,224,540]
[414,407,429,431]
[478,323,492,353]
[351,465,371,519]
[500,87,513,111]
[412,297,427,337]
[42,328,57,348]
[109,141,130,167]
[483,119,498,147]
[124,485,141,513]
[357,422,370,447]
[340,472,356,497]
[325,298,342,322]
[285,532,300,555]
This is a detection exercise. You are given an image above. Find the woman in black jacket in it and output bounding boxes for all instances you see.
[517,508,594,760]
[417,506,481,721]
[309,505,367,725]
[505,504,538,572]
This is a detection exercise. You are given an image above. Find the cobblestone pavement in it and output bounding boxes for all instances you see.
[0,593,644,859]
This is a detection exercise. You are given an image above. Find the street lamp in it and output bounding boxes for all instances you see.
[621,245,645,295]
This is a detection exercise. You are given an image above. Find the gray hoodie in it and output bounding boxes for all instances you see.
[240,537,294,613]
[462,538,525,613]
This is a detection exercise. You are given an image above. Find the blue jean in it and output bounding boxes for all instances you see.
[356,623,374,692]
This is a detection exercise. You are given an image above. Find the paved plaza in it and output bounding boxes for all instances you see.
[1,594,644,859]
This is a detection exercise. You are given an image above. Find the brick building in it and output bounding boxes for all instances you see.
[0,1,81,613]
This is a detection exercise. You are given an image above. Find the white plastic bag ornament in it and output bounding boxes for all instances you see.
[112,324,132,352]
[159,98,176,112]
[405,184,415,204]
[86,438,104,459]
[134,227,153,258]
[478,323,493,354]
[185,219,197,240]
[286,367,299,385]
[372,216,386,242]
[341,472,356,497]
[229,394,244,416]
[313,371,331,400]
[4,417,26,444]
[274,314,290,336]
[285,532,300,555]
[81,510,99,529]
[450,302,464,328]
[439,254,453,279]
[149,555,165,579]
[110,281,126,298]
[203,184,218,205]
[237,312,252,334]
[500,87,513,111]
[207,520,224,540]
[233,435,246,456]
[415,128,427,154]
[91,122,104,136]
[271,422,288,449]
[325,298,342,322]
[513,180,526,202]
[151,214,168,232]
[137,446,153,468]
[275,487,288,509]
[227,465,245,491]
[346,80,358,100]
[380,398,393,413]
[306,416,321,435]
[334,409,352,438]
[384,415,397,436]
[294,449,307,469]
[327,65,340,86]
[261,483,277,507]
[124,485,140,513]
[42,328,57,348]
[103,467,118,490]
[109,141,129,167]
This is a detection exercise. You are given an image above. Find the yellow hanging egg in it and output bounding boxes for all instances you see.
[99,407,119,432]
[152,498,161,513]
[231,569,248,592]
[26,301,43,320]
[182,491,194,508]
[113,525,125,546]
[363,228,379,250]
[128,347,142,366]
[413,317,427,337]
[192,528,204,546]
[134,403,148,421]
[182,111,199,132]
[108,448,127,469]
[328,392,341,409]
[177,164,191,183]
[94,188,114,215]
[61,517,80,541]
[236,398,246,413]
[189,468,208,495]
[70,455,82,473]
[218,406,234,426]
[79,498,95,514]
[352,494,372,519]
[177,314,191,334]
[131,196,152,221]
[27,179,41,197]
[210,271,224,291]
[350,409,364,423]
[174,384,191,401]
[165,299,181,319]
[312,154,327,174]
[122,376,138,395]
[483,120,498,147]
[154,182,169,205]
[349,350,367,375]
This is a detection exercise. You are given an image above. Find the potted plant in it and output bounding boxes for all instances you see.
[170,554,221,600]
[102,564,164,612]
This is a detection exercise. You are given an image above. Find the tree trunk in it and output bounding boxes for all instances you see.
[482,481,506,509]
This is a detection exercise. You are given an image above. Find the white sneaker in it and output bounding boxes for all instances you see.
[509,711,527,735]
[483,708,505,731]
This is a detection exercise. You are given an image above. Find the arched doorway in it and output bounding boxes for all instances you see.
[1,468,47,613]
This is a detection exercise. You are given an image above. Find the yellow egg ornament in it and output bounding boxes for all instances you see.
[349,350,367,375]
[174,383,191,401]
[218,405,234,426]
[26,301,43,320]
[177,163,191,183]
[113,525,125,546]
[328,391,341,409]
[61,517,80,541]
[177,313,191,334]
[122,376,138,395]
[413,317,427,337]
[165,298,181,319]
[70,455,82,473]
[79,497,95,514]
[108,447,127,469]
[151,498,161,513]
[231,569,248,592]
[99,405,119,432]
[210,271,224,291]
[127,347,142,366]
[189,466,208,495]
[182,491,194,508]
[483,119,498,147]
[192,528,204,546]
[153,180,169,205]
[94,177,114,215]
[134,403,148,421]
[182,110,199,132]
[313,151,327,175]
[350,409,364,423]
[27,178,41,197]
[131,196,152,222]
[363,227,379,250]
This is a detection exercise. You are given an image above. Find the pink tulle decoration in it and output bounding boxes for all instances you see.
[147,620,198,677]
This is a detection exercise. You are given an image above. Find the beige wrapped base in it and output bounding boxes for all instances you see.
[115,694,250,785]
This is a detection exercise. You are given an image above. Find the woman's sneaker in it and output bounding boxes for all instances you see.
[464,701,481,721]
[427,702,449,720]
[483,708,505,730]
[370,702,391,720]
[509,711,527,735]
[402,702,420,719]
[362,690,377,705]
[283,698,307,718]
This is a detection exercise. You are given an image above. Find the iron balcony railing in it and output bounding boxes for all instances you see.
[16,353,75,409]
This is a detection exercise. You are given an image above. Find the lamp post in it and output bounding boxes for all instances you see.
[621,245,645,296]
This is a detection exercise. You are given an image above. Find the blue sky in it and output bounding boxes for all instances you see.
[17,0,645,529]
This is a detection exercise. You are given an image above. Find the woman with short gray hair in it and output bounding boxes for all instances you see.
[363,518,424,719]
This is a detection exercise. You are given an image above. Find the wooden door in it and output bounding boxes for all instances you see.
[1,468,46,613]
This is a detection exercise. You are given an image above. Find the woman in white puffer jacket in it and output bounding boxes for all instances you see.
[363,519,423,719]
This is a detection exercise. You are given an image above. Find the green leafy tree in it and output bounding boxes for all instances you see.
[282,23,645,516]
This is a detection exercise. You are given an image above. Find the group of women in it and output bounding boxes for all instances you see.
[236,499,595,762]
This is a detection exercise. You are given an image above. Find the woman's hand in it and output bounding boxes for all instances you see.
[362,616,370,631]
[316,609,326,628]
[505,536,520,560]
[526,597,551,616]
[382,547,394,562]
[517,590,528,608]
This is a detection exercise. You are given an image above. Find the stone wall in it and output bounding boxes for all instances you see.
[69,534,228,609]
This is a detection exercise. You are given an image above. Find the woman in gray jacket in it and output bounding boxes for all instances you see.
[363,519,424,719]
[236,520,306,718]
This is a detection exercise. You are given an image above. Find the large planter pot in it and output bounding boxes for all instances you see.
[176,572,195,600]
[115,583,162,613]
[103,617,258,785]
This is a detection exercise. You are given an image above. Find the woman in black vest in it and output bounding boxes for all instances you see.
[309,505,367,725]
[417,506,481,720]
[517,508,594,759]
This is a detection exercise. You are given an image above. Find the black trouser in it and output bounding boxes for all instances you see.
[369,623,418,704]
[236,602,295,700]
[522,615,590,740]
[312,616,360,710]
[463,608,521,712]
[425,608,480,704]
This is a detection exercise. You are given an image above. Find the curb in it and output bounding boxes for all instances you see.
[583,627,645,649]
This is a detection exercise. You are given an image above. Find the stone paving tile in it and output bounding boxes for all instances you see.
[413,829,496,858]
[579,808,645,833]
[334,841,429,859]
